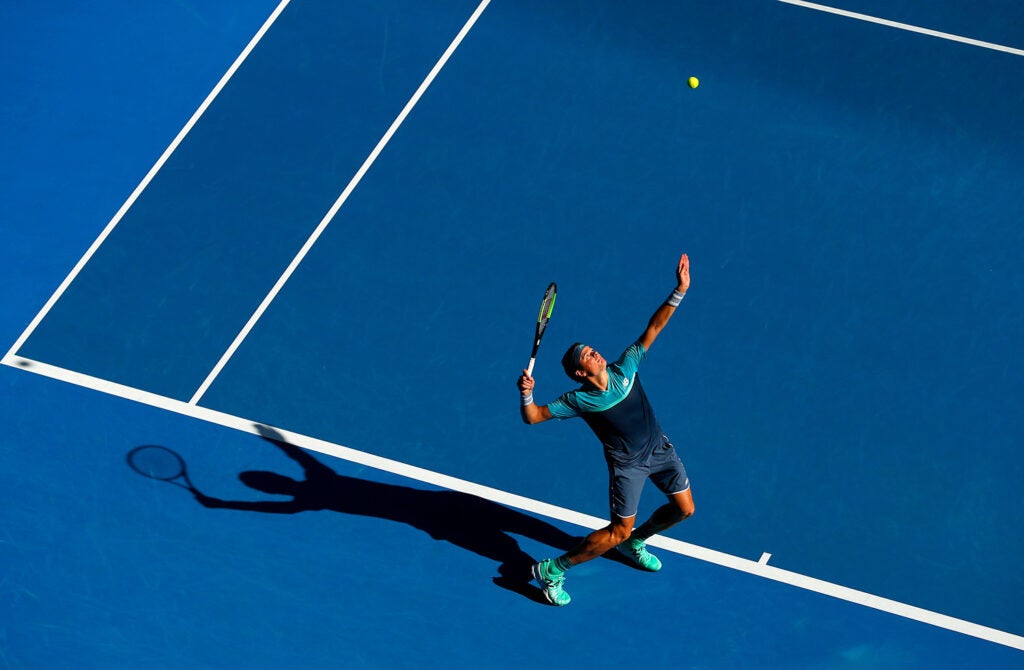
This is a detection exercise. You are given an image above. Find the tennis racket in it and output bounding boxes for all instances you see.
[526,282,557,376]
[127,445,197,492]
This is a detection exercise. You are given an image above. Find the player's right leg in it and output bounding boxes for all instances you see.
[532,515,634,606]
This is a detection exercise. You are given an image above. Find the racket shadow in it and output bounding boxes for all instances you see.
[145,427,627,605]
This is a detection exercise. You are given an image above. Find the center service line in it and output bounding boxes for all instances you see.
[188,0,492,405]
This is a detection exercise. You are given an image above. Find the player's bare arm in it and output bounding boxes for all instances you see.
[638,252,690,351]
[517,370,553,424]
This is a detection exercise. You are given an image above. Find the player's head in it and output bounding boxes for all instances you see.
[561,342,586,380]
[561,342,604,381]
[239,470,300,495]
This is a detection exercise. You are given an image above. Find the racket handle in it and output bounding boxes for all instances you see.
[526,358,536,376]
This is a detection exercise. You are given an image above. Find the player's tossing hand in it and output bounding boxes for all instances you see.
[676,253,690,294]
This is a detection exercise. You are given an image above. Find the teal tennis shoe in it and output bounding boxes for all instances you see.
[531,559,571,606]
[617,538,662,571]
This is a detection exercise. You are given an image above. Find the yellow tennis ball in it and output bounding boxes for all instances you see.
[688,76,700,89]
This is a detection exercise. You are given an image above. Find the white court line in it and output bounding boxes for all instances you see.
[188,0,492,405]
[3,354,1024,652]
[778,0,1024,57]
[2,0,294,362]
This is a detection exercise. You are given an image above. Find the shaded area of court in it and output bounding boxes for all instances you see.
[2,373,1022,668]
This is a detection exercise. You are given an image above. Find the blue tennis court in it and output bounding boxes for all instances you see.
[2,1,1023,667]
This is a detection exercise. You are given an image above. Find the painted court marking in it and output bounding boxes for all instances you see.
[778,0,1024,57]
[3,354,1023,652]
[188,0,492,404]
[2,0,294,363]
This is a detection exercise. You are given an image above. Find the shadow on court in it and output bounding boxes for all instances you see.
[127,425,636,604]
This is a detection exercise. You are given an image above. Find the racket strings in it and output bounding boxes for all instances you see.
[128,446,186,480]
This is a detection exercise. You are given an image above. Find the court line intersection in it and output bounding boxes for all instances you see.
[2,0,294,365]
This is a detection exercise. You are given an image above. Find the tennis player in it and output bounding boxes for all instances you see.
[516,253,694,606]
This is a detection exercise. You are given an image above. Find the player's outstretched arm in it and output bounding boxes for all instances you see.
[517,370,553,424]
[638,253,690,351]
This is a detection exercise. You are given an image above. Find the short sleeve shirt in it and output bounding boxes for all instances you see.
[548,342,665,465]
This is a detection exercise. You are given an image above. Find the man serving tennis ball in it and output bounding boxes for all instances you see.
[516,253,694,606]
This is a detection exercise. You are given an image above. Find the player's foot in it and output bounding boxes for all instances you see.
[531,559,571,606]
[616,538,662,571]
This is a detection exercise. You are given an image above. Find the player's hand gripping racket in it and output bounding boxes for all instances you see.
[127,445,197,492]
[526,282,557,376]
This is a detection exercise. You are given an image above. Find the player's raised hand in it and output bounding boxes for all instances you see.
[676,253,690,293]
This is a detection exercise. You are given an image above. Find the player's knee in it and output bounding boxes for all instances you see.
[610,527,631,545]
[675,496,694,520]
[608,520,634,545]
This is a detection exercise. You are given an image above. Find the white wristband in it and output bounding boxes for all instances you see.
[521,393,534,406]
[667,289,686,307]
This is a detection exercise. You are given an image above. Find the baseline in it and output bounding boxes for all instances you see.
[778,0,1024,57]
[4,354,1022,652]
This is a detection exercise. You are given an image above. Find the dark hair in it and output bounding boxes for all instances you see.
[561,342,586,381]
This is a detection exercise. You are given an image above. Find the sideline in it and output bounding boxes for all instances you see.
[188,0,492,404]
[3,0,295,362]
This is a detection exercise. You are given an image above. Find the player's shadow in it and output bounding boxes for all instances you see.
[173,426,631,604]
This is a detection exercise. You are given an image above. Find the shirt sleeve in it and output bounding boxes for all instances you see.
[615,341,647,379]
[546,392,579,419]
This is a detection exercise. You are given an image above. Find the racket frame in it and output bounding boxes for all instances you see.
[126,445,197,491]
[526,282,557,376]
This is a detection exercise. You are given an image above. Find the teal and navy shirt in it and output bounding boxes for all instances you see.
[548,342,665,466]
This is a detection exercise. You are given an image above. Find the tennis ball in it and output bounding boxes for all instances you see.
[688,76,700,89]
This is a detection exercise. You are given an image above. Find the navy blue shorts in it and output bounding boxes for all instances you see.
[607,437,690,518]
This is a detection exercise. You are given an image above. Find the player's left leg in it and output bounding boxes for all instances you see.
[638,487,695,536]
[617,488,693,571]
[618,438,694,570]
